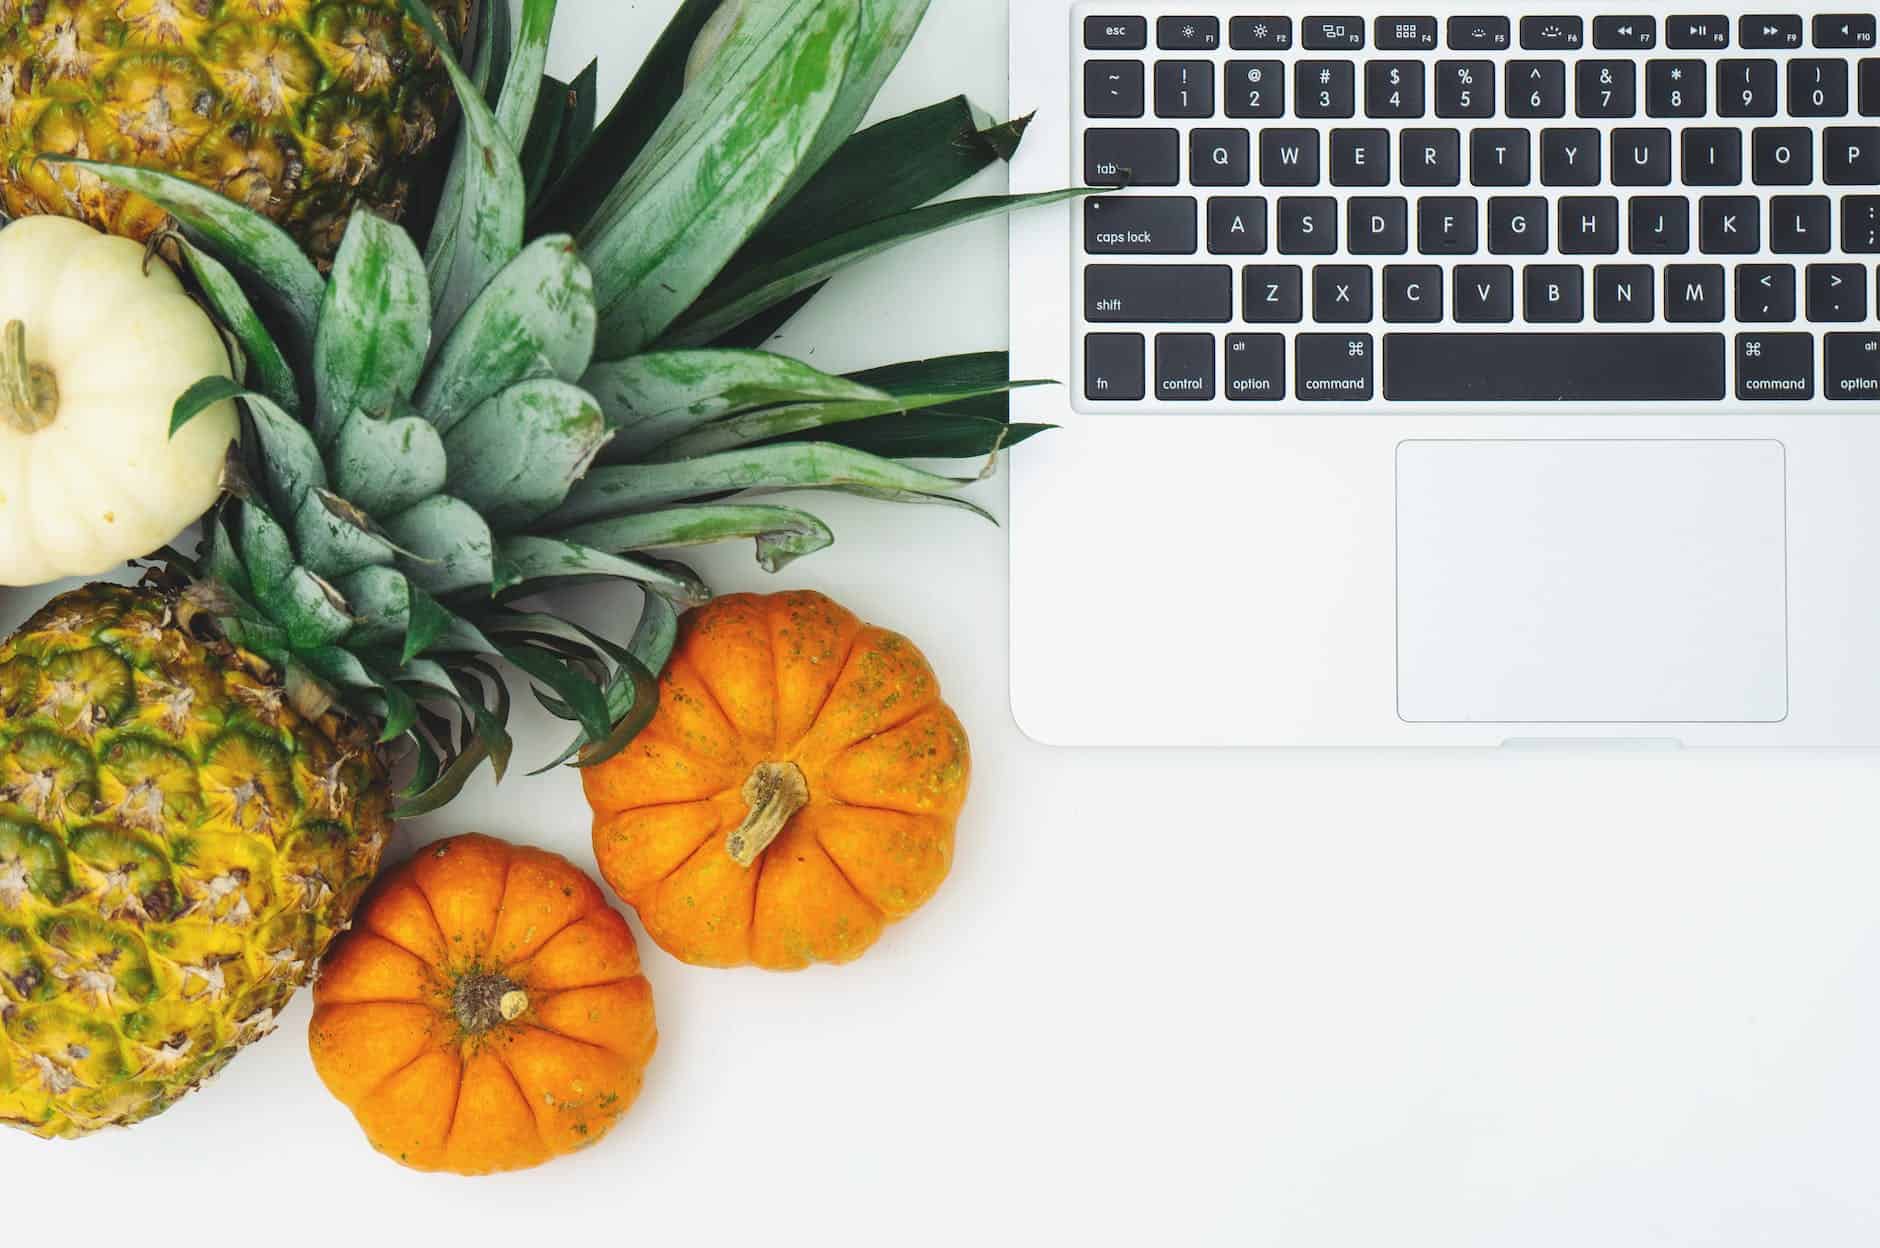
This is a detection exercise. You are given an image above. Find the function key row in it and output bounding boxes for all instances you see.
[1085,14,1879,53]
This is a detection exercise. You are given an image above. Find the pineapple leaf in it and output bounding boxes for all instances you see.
[336,566,449,664]
[292,491,403,580]
[442,379,612,527]
[471,0,513,106]
[394,734,490,818]
[314,212,432,446]
[54,160,322,362]
[235,385,329,520]
[401,0,526,337]
[580,0,859,357]
[585,348,890,461]
[518,72,570,204]
[402,584,452,666]
[238,505,295,596]
[709,281,826,349]
[780,411,1055,459]
[645,380,1048,461]
[381,496,495,595]
[495,643,613,742]
[573,649,660,768]
[264,568,355,651]
[170,375,242,437]
[447,670,515,782]
[665,188,1089,347]
[553,504,835,573]
[547,442,984,525]
[415,235,595,430]
[491,537,712,606]
[630,586,683,674]
[365,667,420,744]
[542,60,600,199]
[172,238,298,413]
[495,0,559,147]
[331,406,449,517]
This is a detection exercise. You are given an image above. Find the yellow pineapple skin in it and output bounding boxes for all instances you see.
[0,583,392,1137]
[0,0,472,259]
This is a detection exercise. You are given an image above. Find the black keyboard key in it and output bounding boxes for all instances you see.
[1862,59,1879,114]
[1559,196,1619,253]
[1191,129,1252,186]
[1154,333,1216,400]
[1225,334,1287,400]
[1824,126,1880,183]
[1349,196,1409,252]
[1244,265,1304,321]
[1736,333,1814,400]
[1366,60,1426,118]
[1577,60,1637,117]
[1488,196,1549,253]
[1376,16,1439,50]
[1631,196,1692,253]
[1313,264,1374,321]
[1085,332,1145,400]
[1155,60,1214,117]
[1085,16,1148,50]
[1402,129,1463,185]
[1741,15,1804,49]
[1230,16,1294,50]
[1260,129,1322,187]
[1296,333,1374,401]
[1297,61,1358,117]
[1158,16,1221,50]
[1667,16,1729,49]
[1084,61,1144,117]
[1700,196,1761,252]
[1595,265,1656,322]
[1845,196,1880,250]
[1085,264,1234,322]
[1815,14,1877,49]
[1646,60,1706,117]
[1471,129,1532,185]
[1666,264,1727,320]
[1303,16,1365,50]
[1542,128,1602,185]
[1208,197,1269,254]
[1736,263,1797,320]
[1508,61,1568,117]
[1225,60,1285,118]
[1807,264,1867,320]
[1384,265,1445,321]
[1752,127,1813,185]
[1719,59,1780,117]
[1454,265,1516,321]
[1612,128,1672,185]
[1331,130,1392,186]
[1085,196,1198,255]
[1435,61,1495,117]
[1520,16,1583,50]
[1277,197,1338,254]
[1384,333,1726,400]
[1419,197,1479,253]
[1826,332,1880,399]
[1085,128,1180,187]
[1682,128,1743,184]
[1771,195,1832,252]
[1593,16,1656,49]
[1447,17,1511,50]
[1791,60,1850,116]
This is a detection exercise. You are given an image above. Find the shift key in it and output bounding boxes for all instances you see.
[1086,264,1234,322]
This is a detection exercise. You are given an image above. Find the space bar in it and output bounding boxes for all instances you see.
[1384,333,1727,402]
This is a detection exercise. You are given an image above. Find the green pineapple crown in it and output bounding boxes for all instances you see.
[49,0,1077,813]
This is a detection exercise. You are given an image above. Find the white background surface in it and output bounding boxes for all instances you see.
[6,2,1880,1243]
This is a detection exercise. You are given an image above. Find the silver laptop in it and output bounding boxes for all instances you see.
[1008,1,1880,746]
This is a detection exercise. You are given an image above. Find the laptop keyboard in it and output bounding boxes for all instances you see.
[1075,7,1880,404]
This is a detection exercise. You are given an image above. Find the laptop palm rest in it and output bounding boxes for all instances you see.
[1396,440,1789,725]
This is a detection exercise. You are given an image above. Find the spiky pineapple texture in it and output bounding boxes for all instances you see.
[0,0,471,258]
[0,583,389,1137]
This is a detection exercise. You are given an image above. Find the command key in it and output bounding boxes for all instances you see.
[1827,332,1880,400]
[1297,333,1374,401]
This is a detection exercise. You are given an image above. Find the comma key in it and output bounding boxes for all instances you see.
[1296,333,1374,400]
[1826,332,1880,400]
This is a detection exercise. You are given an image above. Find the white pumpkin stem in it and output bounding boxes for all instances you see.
[726,760,809,867]
[0,320,58,434]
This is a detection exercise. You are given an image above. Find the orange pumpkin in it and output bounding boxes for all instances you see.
[307,834,657,1174]
[583,591,971,970]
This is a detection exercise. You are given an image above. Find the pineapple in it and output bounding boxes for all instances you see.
[0,0,472,259]
[0,0,1074,1136]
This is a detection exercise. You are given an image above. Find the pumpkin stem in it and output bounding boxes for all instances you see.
[452,972,528,1034]
[0,320,58,434]
[726,760,809,867]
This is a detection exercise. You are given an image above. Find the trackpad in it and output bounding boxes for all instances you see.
[1397,440,1788,724]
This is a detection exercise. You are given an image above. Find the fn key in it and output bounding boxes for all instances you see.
[1086,333,1145,400]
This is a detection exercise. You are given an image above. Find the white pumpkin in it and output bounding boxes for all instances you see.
[0,216,238,587]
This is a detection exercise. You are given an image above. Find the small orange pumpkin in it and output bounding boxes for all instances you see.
[583,591,971,970]
[307,834,657,1174]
